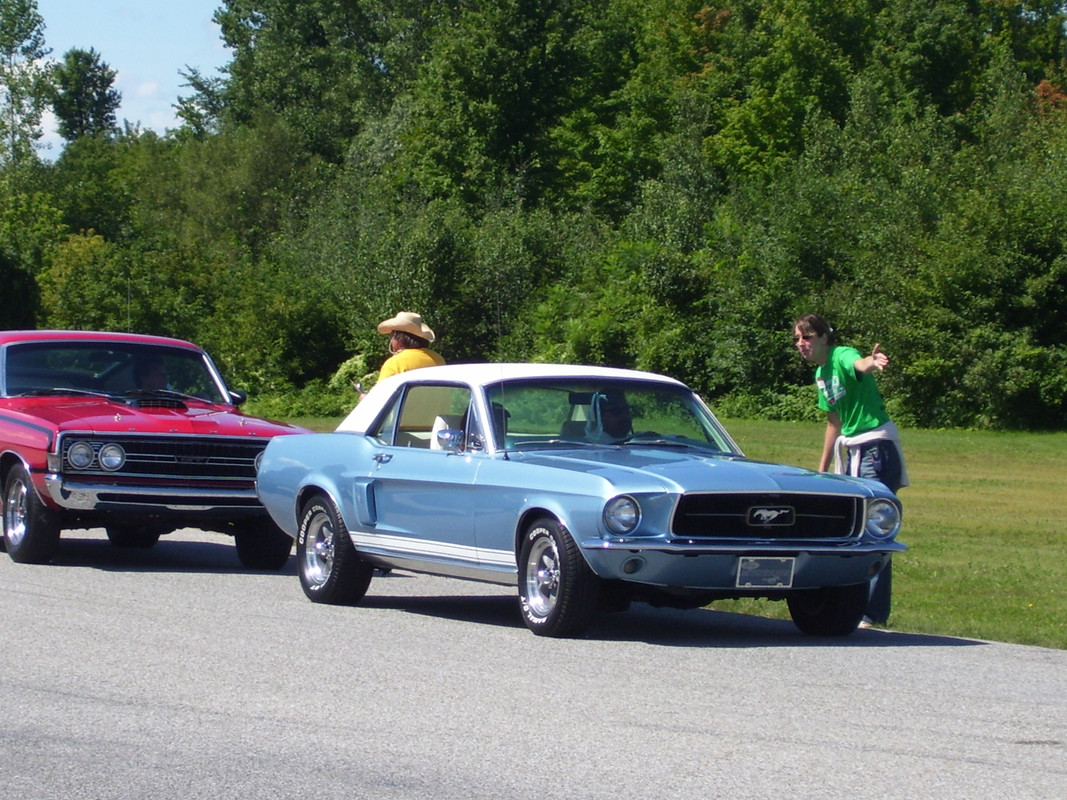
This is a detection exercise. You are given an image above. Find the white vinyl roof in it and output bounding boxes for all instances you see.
[336,362,686,433]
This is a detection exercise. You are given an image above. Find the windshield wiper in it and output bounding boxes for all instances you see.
[620,436,716,450]
[505,439,603,451]
[18,387,114,400]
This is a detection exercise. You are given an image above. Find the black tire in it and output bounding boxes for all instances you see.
[2,463,61,564]
[296,495,373,604]
[787,583,868,636]
[234,520,294,570]
[518,517,601,637]
[105,525,163,549]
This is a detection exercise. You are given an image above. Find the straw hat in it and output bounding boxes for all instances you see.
[377,311,436,343]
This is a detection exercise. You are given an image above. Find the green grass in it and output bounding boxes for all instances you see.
[724,419,1067,650]
[293,415,1067,650]
[282,417,342,433]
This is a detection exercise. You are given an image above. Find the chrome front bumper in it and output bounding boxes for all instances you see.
[44,473,263,514]
[580,537,907,590]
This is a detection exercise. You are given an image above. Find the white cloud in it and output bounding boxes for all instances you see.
[134,79,160,100]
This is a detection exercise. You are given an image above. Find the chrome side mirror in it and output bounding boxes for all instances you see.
[435,428,464,452]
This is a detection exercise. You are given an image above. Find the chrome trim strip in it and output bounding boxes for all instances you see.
[44,474,260,511]
[580,538,907,555]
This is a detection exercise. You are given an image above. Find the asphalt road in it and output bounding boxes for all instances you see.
[1,528,1064,800]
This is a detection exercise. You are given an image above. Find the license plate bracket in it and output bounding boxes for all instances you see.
[736,556,795,589]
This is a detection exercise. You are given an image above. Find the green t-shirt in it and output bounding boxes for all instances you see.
[814,345,889,436]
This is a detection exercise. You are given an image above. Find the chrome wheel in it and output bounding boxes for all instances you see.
[296,495,373,605]
[302,509,336,589]
[3,473,28,550]
[523,534,560,620]
[2,463,60,564]
[517,518,600,637]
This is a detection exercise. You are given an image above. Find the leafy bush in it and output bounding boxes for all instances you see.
[243,379,359,420]
[711,385,825,424]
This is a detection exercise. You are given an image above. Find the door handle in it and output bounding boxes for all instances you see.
[373,452,392,464]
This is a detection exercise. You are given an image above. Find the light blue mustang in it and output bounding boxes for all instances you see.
[256,364,905,637]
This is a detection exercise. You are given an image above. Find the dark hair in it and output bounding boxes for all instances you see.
[793,313,836,344]
[392,330,431,351]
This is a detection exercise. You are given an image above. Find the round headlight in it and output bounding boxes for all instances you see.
[98,443,126,471]
[865,498,901,539]
[254,450,265,473]
[604,495,640,535]
[67,442,95,469]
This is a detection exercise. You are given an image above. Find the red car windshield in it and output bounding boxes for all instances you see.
[3,341,229,404]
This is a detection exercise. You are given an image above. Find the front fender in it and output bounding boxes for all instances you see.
[256,432,376,539]
[511,492,608,568]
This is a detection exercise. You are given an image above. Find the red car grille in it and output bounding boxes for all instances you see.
[59,434,266,482]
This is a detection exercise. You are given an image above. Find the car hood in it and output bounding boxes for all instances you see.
[512,445,886,497]
[4,396,304,437]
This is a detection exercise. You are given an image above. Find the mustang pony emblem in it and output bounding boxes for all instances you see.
[748,507,794,525]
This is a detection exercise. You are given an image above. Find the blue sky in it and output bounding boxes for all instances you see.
[35,1,231,154]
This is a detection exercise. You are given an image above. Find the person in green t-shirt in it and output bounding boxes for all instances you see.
[793,313,908,625]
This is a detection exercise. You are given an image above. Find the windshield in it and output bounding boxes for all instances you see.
[485,378,740,454]
[2,341,230,403]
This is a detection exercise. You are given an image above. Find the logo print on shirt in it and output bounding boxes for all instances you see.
[817,376,846,406]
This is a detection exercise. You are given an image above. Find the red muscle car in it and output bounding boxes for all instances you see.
[0,330,309,568]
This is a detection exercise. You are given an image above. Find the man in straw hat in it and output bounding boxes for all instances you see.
[376,311,446,381]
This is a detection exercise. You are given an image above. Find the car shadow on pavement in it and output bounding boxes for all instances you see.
[359,588,527,631]
[589,603,983,649]
[357,572,982,649]
[44,531,298,576]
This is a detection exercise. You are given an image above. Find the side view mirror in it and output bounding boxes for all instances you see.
[435,428,464,452]
[228,389,247,406]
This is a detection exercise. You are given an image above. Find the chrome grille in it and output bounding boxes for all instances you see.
[672,493,862,540]
[60,434,266,482]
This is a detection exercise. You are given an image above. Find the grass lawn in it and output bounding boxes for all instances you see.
[289,416,1067,650]
[723,419,1067,650]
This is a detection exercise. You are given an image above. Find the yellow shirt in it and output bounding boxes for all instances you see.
[378,347,446,380]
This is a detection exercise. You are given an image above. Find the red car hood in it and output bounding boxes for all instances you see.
[3,396,305,437]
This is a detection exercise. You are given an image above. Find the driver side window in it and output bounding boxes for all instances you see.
[373,384,471,449]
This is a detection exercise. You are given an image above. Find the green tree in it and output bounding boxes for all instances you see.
[39,231,222,341]
[0,171,65,327]
[0,0,51,165]
[50,47,120,141]
[978,0,1067,85]
[684,0,875,180]
[542,0,667,217]
[215,0,444,161]
[175,66,226,138]
[49,134,127,239]
[37,232,128,329]
[400,0,639,208]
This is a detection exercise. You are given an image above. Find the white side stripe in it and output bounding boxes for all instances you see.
[349,531,512,567]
